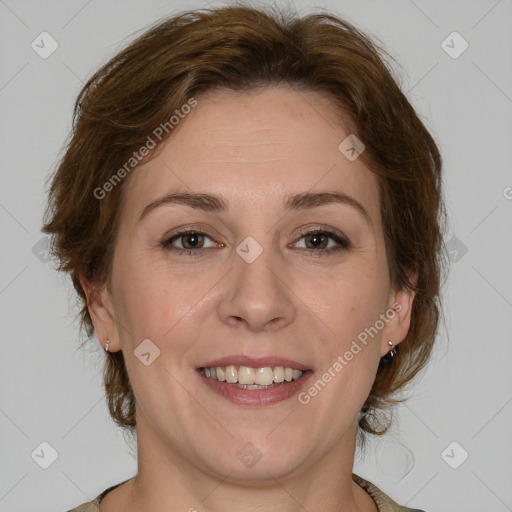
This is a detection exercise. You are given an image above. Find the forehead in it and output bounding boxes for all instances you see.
[121,86,380,224]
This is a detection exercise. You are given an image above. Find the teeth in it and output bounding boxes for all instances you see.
[216,367,225,381]
[225,365,237,383]
[255,367,274,386]
[200,365,304,385]
[238,366,255,385]
[273,366,284,383]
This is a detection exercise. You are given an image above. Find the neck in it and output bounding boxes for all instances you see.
[111,415,377,512]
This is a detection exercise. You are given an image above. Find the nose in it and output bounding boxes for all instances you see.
[217,243,296,332]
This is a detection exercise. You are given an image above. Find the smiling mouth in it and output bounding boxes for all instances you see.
[198,365,307,389]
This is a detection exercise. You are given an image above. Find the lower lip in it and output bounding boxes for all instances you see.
[197,370,314,406]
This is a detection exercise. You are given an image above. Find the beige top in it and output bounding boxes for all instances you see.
[65,474,426,512]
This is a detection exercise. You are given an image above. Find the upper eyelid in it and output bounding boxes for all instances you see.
[163,226,344,240]
[164,222,347,237]
[164,229,218,241]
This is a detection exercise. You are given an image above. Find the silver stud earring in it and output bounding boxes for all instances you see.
[105,339,110,352]
[380,340,398,365]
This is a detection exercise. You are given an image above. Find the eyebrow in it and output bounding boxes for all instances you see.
[139,190,373,228]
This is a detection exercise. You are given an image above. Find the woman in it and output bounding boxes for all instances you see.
[44,5,447,511]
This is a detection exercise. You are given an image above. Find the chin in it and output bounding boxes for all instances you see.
[195,434,311,484]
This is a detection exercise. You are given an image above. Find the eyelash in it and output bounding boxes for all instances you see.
[161,226,351,257]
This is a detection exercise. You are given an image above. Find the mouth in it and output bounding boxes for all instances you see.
[196,356,313,406]
[199,364,306,388]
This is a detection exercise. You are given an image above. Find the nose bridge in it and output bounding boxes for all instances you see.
[236,233,279,289]
[217,232,296,331]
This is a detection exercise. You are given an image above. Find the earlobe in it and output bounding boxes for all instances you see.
[79,275,120,352]
[381,267,418,355]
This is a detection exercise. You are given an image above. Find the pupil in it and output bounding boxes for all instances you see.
[185,233,201,248]
[308,233,326,249]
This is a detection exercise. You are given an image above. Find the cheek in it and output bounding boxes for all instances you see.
[302,262,388,411]
[111,248,218,349]
[110,256,208,415]
[302,274,387,421]
[314,262,389,346]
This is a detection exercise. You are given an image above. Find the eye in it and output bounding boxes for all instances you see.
[161,230,220,256]
[292,229,351,255]
[160,227,350,257]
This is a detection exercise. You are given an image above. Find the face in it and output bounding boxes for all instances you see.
[86,86,415,483]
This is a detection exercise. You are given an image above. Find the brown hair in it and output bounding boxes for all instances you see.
[43,4,448,444]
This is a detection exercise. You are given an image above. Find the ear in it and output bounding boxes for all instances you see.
[79,275,121,352]
[380,266,418,356]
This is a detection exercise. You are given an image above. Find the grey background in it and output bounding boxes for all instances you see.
[1,0,511,511]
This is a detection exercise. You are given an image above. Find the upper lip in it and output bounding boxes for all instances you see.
[197,355,311,371]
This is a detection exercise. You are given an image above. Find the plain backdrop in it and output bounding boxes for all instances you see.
[1,1,511,511]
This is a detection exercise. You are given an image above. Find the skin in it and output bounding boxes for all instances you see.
[82,86,416,512]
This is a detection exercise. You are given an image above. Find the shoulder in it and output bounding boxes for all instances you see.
[65,500,100,512]
[65,479,130,512]
[352,473,426,512]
